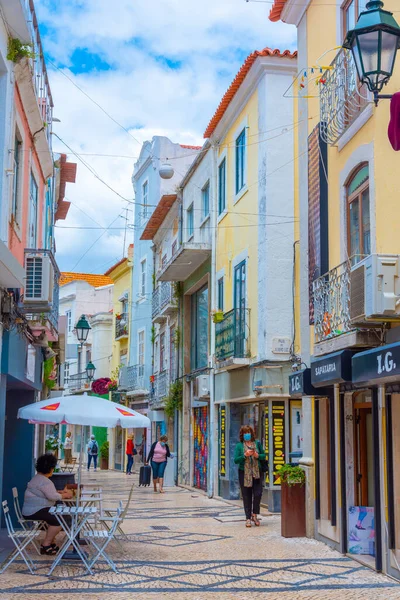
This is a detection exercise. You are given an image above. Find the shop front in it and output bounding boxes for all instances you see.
[216,364,293,513]
[352,341,400,579]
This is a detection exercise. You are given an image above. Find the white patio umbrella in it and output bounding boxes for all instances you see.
[18,393,150,497]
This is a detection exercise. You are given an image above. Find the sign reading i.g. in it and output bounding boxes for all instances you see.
[272,401,285,485]
[264,405,269,485]
[219,405,226,477]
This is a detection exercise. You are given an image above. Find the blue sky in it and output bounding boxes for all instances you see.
[35,0,296,273]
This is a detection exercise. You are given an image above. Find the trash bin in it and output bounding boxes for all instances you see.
[163,453,176,487]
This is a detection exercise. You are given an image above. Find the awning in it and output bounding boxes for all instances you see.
[289,368,330,397]
[352,341,400,386]
[310,350,356,387]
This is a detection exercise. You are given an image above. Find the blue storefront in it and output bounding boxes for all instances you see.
[0,328,42,526]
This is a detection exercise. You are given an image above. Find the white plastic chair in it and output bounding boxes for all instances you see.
[81,507,122,573]
[12,487,45,555]
[0,501,41,575]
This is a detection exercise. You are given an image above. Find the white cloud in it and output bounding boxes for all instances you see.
[35,0,296,273]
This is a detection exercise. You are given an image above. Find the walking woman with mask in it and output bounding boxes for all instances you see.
[147,435,170,493]
[234,425,266,528]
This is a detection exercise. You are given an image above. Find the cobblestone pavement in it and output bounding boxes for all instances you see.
[0,470,399,599]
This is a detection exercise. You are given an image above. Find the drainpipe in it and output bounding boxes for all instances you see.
[208,143,218,499]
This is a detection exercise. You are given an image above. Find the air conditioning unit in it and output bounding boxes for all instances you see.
[350,254,400,324]
[23,253,54,305]
[195,375,210,399]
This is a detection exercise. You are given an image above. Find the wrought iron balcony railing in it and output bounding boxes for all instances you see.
[119,364,146,392]
[160,281,176,310]
[313,261,352,344]
[150,370,169,407]
[215,308,250,362]
[115,312,129,339]
[67,372,90,392]
[319,48,369,146]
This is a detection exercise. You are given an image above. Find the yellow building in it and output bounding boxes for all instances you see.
[271,0,400,579]
[205,47,298,510]
[105,245,133,471]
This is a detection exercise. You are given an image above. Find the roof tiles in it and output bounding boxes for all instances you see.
[204,47,297,139]
[60,272,113,287]
[141,194,177,241]
[269,0,288,22]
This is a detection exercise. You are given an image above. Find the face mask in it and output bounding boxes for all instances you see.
[243,433,251,442]
[160,442,166,447]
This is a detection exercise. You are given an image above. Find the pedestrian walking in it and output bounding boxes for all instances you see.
[87,434,98,471]
[126,434,136,475]
[63,431,72,464]
[234,425,266,528]
[146,434,170,493]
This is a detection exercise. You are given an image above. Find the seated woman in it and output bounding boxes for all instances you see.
[22,453,73,555]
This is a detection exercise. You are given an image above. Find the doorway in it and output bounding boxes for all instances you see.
[354,393,374,507]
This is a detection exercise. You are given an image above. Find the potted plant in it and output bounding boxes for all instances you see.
[278,463,306,538]
[100,441,109,470]
[212,310,224,323]
[45,434,63,459]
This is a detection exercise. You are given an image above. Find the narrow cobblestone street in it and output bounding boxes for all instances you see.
[0,470,399,599]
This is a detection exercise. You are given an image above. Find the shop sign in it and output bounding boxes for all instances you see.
[311,350,355,387]
[219,405,226,477]
[289,369,330,398]
[264,405,269,485]
[272,401,285,485]
[352,342,400,385]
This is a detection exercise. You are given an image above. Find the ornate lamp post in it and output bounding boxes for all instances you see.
[343,0,400,105]
[74,314,91,373]
[85,361,96,381]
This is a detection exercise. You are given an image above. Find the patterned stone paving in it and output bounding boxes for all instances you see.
[0,470,399,599]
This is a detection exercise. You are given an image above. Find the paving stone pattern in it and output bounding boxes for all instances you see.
[0,470,399,599]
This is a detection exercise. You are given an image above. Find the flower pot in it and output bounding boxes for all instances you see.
[213,312,224,323]
[281,481,306,537]
[100,457,109,470]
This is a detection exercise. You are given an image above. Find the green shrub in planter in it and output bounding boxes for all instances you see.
[278,463,306,486]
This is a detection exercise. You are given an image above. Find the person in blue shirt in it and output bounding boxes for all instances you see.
[87,435,99,471]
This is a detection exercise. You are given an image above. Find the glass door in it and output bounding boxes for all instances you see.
[234,261,246,357]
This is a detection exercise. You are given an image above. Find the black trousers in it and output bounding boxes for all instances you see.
[238,470,263,519]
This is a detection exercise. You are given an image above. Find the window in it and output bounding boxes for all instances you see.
[202,181,210,220]
[347,164,370,265]
[121,298,128,315]
[140,259,147,297]
[160,332,165,371]
[28,172,38,248]
[170,326,176,382]
[218,277,224,312]
[187,204,194,238]
[218,158,226,215]
[191,285,209,370]
[235,128,246,194]
[138,330,145,376]
[12,135,21,219]
[342,0,367,36]
[64,362,70,382]
[234,261,247,357]
[162,254,167,269]
[142,181,148,218]
[66,310,72,333]
[172,240,177,256]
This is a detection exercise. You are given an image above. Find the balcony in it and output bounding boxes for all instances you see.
[312,261,378,357]
[215,308,251,370]
[152,282,177,322]
[115,313,129,340]
[319,48,369,147]
[66,372,90,393]
[150,370,169,409]
[158,242,211,282]
[20,249,60,341]
[119,364,148,397]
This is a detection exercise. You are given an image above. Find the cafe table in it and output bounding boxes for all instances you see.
[47,505,97,575]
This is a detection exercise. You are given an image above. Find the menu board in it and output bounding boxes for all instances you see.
[264,405,269,485]
[219,405,226,477]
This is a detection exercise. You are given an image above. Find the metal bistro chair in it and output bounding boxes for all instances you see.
[81,507,122,573]
[100,483,134,540]
[12,488,45,555]
[0,501,41,575]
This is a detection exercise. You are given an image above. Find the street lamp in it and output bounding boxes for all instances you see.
[85,361,96,381]
[343,0,400,105]
[74,314,91,345]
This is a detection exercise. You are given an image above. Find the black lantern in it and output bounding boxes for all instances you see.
[85,361,96,381]
[74,314,91,344]
[343,0,400,102]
